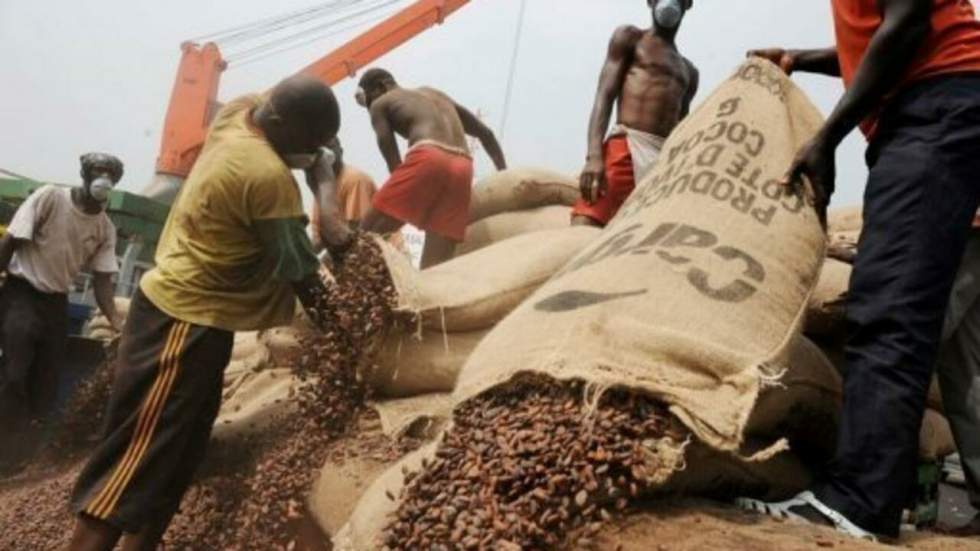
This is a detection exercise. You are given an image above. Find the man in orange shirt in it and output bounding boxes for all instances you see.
[309,137,407,257]
[739,0,980,541]
[309,138,376,252]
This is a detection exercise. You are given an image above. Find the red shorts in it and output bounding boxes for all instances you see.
[571,135,635,226]
[372,145,474,242]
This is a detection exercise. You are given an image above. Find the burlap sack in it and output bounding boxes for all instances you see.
[335,340,838,550]
[469,167,578,223]
[827,205,863,234]
[365,329,489,398]
[649,337,840,504]
[230,331,262,362]
[381,226,599,333]
[221,333,269,399]
[746,336,842,465]
[455,205,571,257]
[661,439,813,502]
[804,258,851,338]
[308,395,452,537]
[212,367,304,441]
[85,297,132,337]
[310,454,393,538]
[333,442,439,551]
[371,393,454,439]
[260,326,307,366]
[453,58,826,454]
[222,340,271,390]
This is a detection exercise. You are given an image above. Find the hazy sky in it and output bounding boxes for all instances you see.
[1,0,891,207]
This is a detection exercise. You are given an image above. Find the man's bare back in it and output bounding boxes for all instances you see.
[617,26,698,138]
[358,70,505,174]
[356,68,507,268]
[371,87,469,152]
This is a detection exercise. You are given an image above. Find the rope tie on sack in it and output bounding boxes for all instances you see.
[581,382,612,433]
[439,307,450,355]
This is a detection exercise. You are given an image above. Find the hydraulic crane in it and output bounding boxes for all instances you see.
[144,0,471,203]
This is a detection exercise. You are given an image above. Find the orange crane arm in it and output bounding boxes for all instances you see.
[154,42,226,179]
[153,0,471,184]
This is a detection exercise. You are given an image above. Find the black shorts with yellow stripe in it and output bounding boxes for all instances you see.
[71,288,233,532]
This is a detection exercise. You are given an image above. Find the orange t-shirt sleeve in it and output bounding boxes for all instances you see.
[339,171,376,221]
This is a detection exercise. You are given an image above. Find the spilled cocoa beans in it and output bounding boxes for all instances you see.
[382,381,689,550]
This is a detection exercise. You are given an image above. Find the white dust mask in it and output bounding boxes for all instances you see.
[284,153,319,170]
[89,176,113,203]
[655,0,684,29]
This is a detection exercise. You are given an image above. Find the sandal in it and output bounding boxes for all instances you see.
[736,491,878,542]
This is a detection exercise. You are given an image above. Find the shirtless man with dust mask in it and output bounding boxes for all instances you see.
[573,0,699,227]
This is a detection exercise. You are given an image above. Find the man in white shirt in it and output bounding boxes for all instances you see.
[0,153,124,467]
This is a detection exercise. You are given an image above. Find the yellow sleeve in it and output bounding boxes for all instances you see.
[245,167,306,223]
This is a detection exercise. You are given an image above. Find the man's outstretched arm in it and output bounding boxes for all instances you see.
[304,151,353,255]
[92,272,123,331]
[749,47,841,77]
[456,103,506,170]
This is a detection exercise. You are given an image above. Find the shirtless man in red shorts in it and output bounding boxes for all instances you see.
[573,0,699,227]
[356,68,507,268]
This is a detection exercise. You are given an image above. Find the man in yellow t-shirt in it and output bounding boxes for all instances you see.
[66,75,350,551]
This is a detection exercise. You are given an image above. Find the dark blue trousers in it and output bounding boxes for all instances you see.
[817,74,980,537]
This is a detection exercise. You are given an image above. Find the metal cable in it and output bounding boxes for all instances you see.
[226,0,403,63]
[187,0,342,44]
[188,0,366,45]
[229,10,395,69]
[497,0,528,143]
[215,0,370,47]
[187,2,334,43]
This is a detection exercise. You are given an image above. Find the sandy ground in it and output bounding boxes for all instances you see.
[590,500,980,551]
